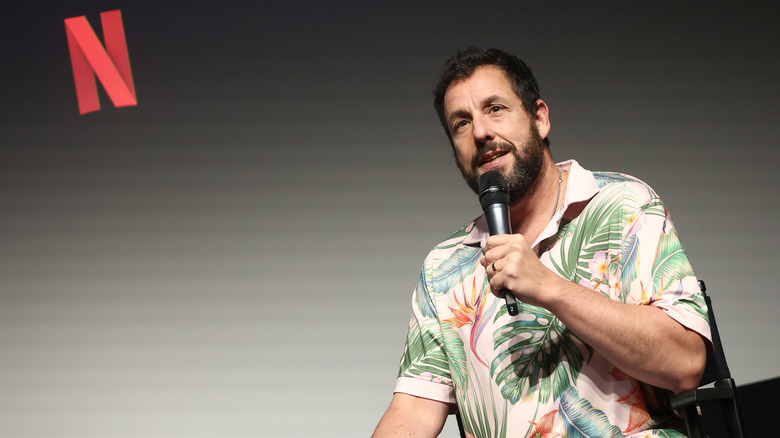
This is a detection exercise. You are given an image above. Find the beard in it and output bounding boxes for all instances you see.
[458,123,546,206]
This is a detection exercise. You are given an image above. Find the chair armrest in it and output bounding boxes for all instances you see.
[669,378,737,410]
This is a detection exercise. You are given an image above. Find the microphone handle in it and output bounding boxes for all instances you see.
[484,204,520,316]
[503,291,519,316]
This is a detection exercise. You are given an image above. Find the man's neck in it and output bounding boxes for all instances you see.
[508,155,566,245]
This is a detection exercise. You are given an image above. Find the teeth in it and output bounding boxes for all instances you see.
[482,152,504,164]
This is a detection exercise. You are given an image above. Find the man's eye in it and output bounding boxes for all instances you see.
[454,120,469,130]
[489,105,503,113]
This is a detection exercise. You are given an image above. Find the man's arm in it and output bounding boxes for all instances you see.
[481,234,707,394]
[372,393,450,438]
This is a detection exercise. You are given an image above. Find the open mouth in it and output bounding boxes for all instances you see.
[478,149,510,166]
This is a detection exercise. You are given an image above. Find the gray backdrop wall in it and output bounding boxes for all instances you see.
[2,1,778,437]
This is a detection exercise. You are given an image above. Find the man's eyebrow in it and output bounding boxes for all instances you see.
[447,108,471,125]
[481,95,506,106]
[447,95,507,124]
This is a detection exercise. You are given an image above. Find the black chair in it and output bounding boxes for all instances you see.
[669,280,746,438]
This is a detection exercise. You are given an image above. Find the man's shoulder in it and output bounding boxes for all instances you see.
[422,218,482,268]
[591,170,660,203]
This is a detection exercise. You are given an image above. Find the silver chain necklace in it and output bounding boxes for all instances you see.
[549,168,562,223]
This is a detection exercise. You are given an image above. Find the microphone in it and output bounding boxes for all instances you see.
[478,171,519,316]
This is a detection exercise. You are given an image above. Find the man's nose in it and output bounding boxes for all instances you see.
[471,115,495,142]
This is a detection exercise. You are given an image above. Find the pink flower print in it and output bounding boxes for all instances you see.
[588,251,611,289]
[623,210,647,238]
[589,251,609,277]
[588,251,622,294]
[432,375,452,385]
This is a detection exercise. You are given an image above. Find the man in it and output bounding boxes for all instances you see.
[372,48,711,438]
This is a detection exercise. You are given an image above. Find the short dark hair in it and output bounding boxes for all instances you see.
[432,47,548,145]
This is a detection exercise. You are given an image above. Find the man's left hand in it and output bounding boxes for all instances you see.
[480,234,563,308]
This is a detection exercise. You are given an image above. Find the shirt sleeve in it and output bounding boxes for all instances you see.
[394,265,457,404]
[620,188,712,344]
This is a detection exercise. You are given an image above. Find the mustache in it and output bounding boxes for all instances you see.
[470,141,514,169]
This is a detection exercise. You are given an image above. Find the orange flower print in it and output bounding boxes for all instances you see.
[445,276,492,367]
[609,367,651,433]
[525,409,560,438]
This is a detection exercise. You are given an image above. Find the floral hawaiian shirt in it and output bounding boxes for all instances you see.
[394,160,711,438]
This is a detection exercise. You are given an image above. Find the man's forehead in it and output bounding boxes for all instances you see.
[444,66,515,114]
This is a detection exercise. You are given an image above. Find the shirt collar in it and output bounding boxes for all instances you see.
[462,159,600,248]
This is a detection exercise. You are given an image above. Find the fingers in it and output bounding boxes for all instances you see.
[480,234,531,299]
[487,264,507,297]
[479,236,508,268]
[479,234,559,308]
[480,234,527,267]
[481,252,508,297]
[482,234,513,252]
[478,256,500,279]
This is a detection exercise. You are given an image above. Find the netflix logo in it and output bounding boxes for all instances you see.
[64,10,137,115]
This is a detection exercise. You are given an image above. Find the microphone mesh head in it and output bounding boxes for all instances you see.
[478,171,509,209]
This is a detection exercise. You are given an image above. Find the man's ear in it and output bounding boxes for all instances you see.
[534,99,551,140]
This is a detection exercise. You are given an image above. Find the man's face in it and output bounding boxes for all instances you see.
[443,66,548,205]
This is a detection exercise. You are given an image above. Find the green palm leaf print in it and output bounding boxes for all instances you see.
[620,233,639,300]
[458,379,508,438]
[398,318,451,381]
[441,319,468,392]
[651,229,694,294]
[552,184,626,282]
[490,305,591,404]
[432,246,481,295]
[559,387,624,437]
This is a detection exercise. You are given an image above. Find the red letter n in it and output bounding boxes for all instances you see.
[64,10,137,115]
